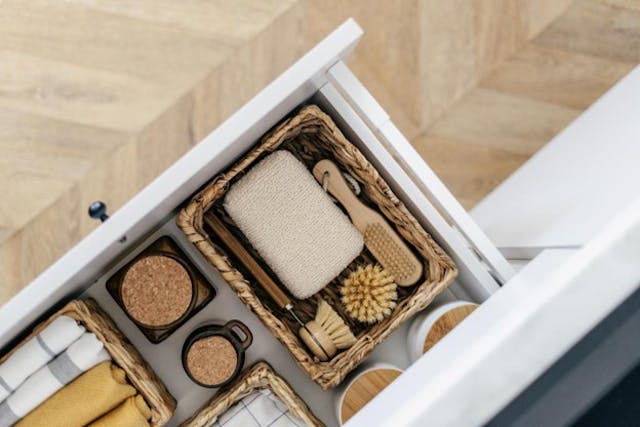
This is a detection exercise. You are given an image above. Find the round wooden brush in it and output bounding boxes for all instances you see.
[341,264,398,324]
[299,300,357,362]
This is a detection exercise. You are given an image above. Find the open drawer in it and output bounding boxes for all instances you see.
[1,19,640,427]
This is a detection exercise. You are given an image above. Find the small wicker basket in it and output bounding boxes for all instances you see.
[177,104,457,389]
[0,299,176,426]
[181,361,323,427]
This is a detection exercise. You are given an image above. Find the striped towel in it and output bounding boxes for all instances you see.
[0,316,85,402]
[0,333,110,427]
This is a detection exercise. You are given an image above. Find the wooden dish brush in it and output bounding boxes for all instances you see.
[299,300,357,362]
[341,264,398,324]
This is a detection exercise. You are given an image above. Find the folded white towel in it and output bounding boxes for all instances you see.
[217,389,305,427]
[0,333,110,427]
[224,151,364,299]
[0,316,85,402]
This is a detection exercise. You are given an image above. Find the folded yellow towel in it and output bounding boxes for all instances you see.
[89,395,151,427]
[17,362,136,427]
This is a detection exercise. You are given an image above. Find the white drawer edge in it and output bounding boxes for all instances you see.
[347,197,640,427]
[314,82,497,301]
[327,61,515,286]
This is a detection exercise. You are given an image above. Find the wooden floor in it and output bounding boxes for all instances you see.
[0,0,639,302]
[415,0,639,209]
[0,0,308,301]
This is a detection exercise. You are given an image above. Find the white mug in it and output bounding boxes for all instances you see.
[407,300,477,363]
[334,362,403,425]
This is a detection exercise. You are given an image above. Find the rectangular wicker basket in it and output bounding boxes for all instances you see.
[181,361,323,427]
[177,104,458,389]
[0,299,176,427]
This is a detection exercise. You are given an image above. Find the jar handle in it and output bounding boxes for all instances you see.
[226,320,253,349]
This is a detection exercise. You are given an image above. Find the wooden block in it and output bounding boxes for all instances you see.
[58,0,300,42]
[0,0,234,85]
[413,134,529,209]
[0,185,81,302]
[306,0,573,134]
[426,88,580,155]
[519,0,574,38]
[535,0,640,63]
[482,44,634,109]
[599,0,640,11]
[419,0,478,127]
[0,52,166,133]
[0,108,123,182]
[474,0,526,75]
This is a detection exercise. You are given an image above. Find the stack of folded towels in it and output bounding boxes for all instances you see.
[0,316,152,427]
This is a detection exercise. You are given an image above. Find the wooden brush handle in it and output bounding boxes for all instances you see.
[312,159,372,227]
[313,159,423,286]
[204,213,292,309]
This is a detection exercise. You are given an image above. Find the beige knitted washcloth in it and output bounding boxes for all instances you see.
[224,150,363,299]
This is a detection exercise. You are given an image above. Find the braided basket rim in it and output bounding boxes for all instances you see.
[177,104,458,389]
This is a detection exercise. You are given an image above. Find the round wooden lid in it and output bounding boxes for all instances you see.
[423,303,477,353]
[341,368,402,423]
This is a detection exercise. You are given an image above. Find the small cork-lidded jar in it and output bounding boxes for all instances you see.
[182,320,253,388]
[119,252,197,329]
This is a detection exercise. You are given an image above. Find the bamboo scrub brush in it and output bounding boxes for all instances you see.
[313,160,423,287]
[341,264,398,324]
[299,300,357,362]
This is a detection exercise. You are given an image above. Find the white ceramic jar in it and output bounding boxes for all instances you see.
[407,300,477,362]
[334,362,403,425]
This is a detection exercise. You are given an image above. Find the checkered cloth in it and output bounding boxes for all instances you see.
[211,389,305,427]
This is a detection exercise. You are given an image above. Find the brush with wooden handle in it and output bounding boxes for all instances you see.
[204,212,355,361]
[312,160,423,286]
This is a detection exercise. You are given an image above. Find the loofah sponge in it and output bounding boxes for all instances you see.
[341,264,398,324]
[224,150,364,300]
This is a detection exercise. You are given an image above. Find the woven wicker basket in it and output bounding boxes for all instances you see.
[181,361,323,427]
[177,104,457,389]
[0,299,176,426]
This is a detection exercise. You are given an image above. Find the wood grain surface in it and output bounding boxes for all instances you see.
[1,0,639,303]
[422,304,478,353]
[341,368,402,424]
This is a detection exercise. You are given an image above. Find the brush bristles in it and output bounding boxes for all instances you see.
[364,223,417,283]
[341,264,398,324]
[315,300,356,349]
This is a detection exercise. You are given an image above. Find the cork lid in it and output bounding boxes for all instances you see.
[341,368,402,423]
[121,254,194,327]
[186,336,238,386]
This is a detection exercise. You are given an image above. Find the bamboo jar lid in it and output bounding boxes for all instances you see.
[340,367,402,424]
[422,303,477,353]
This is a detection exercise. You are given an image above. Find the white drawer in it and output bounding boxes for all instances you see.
[2,19,640,427]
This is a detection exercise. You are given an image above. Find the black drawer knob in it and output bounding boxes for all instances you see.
[88,201,109,222]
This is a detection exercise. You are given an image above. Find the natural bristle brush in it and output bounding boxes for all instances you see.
[299,300,356,362]
[204,213,356,362]
[313,160,423,286]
